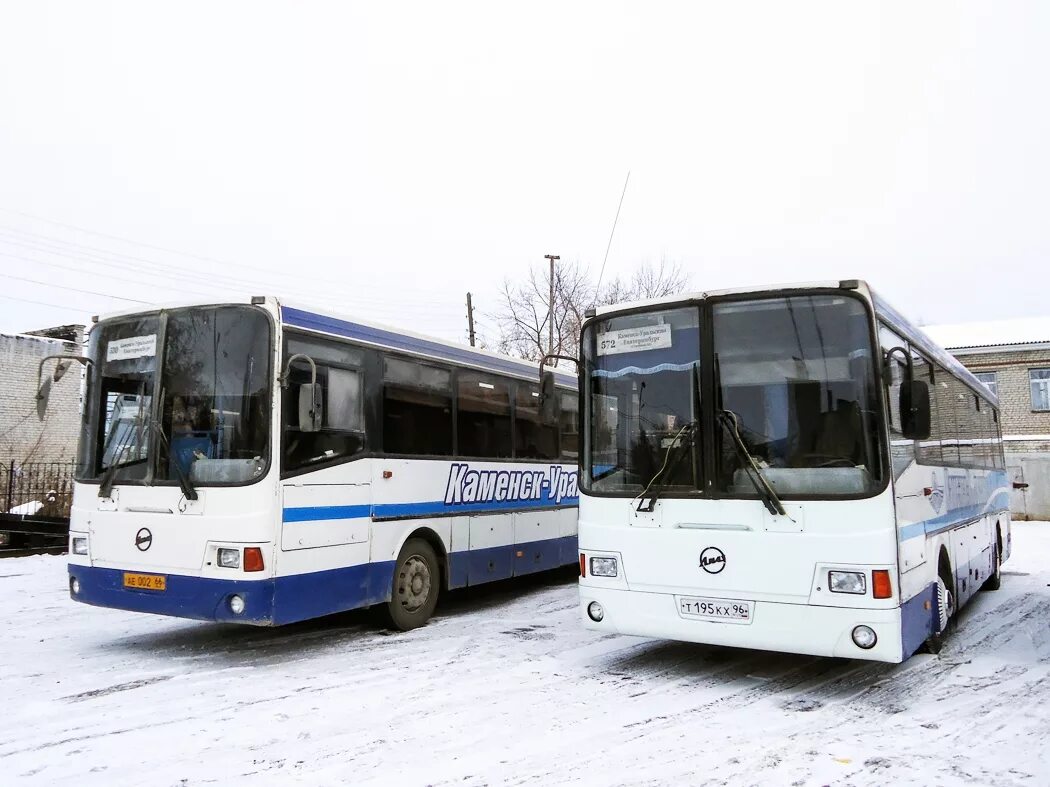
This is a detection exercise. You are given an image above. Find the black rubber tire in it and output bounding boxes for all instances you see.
[923,568,955,655]
[383,538,440,631]
[982,539,1002,591]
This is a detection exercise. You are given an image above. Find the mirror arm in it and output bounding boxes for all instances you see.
[883,346,913,382]
[36,355,93,400]
[538,353,580,379]
[279,353,317,388]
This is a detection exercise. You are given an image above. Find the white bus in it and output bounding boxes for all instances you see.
[59,297,580,628]
[573,280,1010,662]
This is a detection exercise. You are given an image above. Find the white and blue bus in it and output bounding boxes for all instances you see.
[60,297,580,628]
[574,280,1010,662]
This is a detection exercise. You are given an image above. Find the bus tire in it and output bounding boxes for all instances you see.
[923,566,955,655]
[982,534,1002,592]
[384,538,440,631]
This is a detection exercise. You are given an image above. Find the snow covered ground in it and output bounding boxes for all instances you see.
[3,524,1050,787]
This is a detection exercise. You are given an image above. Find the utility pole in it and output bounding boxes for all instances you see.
[545,254,560,355]
[465,292,476,347]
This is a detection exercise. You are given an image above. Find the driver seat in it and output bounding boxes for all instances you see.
[803,399,863,466]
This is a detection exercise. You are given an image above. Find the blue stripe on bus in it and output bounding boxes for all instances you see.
[898,491,1011,542]
[373,498,578,519]
[68,562,393,626]
[900,581,938,659]
[283,505,373,522]
[283,498,579,523]
[281,306,577,387]
[69,532,579,625]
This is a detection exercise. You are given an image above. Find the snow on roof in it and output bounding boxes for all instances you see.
[923,317,1050,350]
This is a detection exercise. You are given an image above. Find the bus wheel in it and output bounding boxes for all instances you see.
[923,571,955,655]
[982,538,1002,591]
[384,538,440,632]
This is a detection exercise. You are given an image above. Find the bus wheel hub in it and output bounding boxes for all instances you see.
[400,556,432,611]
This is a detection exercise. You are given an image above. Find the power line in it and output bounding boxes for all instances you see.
[0,292,89,313]
[0,228,452,309]
[0,250,245,304]
[0,271,147,303]
[0,216,459,306]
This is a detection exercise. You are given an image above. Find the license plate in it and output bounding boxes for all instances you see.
[123,572,167,591]
[678,596,753,624]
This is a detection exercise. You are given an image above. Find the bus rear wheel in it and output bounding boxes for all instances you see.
[384,538,440,631]
[982,538,1002,591]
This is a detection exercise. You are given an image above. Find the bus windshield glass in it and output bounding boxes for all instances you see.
[77,306,272,487]
[582,306,702,495]
[713,294,882,497]
[581,293,884,499]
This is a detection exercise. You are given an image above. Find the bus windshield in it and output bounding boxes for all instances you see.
[77,306,272,487]
[583,306,702,495]
[582,293,884,498]
[712,294,882,497]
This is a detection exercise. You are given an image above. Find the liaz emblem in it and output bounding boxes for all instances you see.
[700,547,726,574]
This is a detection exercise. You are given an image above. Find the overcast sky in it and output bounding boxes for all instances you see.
[0,2,1047,342]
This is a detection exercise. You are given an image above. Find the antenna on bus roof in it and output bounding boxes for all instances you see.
[592,170,631,308]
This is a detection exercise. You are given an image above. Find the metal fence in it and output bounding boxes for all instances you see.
[1,461,77,521]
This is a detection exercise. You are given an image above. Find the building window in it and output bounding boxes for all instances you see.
[1031,369,1050,412]
[974,371,998,400]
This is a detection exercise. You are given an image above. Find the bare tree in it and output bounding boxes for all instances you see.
[495,262,593,362]
[597,258,690,305]
[493,258,689,363]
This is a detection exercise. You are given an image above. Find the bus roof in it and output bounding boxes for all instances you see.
[91,296,577,389]
[589,279,998,407]
[279,300,577,388]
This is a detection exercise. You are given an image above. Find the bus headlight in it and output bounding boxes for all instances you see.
[829,571,866,595]
[70,577,81,595]
[72,537,88,556]
[852,625,877,649]
[229,595,246,615]
[217,548,241,569]
[590,557,618,578]
[587,601,605,622]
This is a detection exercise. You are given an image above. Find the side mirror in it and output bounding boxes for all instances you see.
[539,371,558,425]
[35,354,92,420]
[900,380,931,440]
[536,353,579,426]
[36,378,52,420]
[53,359,72,382]
[298,383,323,432]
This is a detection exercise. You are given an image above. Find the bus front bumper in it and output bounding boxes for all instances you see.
[68,564,276,625]
[580,585,906,663]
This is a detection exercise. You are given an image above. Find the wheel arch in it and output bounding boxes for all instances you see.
[398,526,450,591]
[937,545,953,585]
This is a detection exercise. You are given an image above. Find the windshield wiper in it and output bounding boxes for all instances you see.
[150,421,199,501]
[718,409,786,516]
[635,421,697,513]
[98,457,147,498]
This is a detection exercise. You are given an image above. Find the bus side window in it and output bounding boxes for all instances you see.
[515,382,558,460]
[913,354,946,467]
[952,378,980,468]
[382,357,453,456]
[879,325,912,479]
[559,392,579,462]
[992,408,1005,470]
[282,337,366,471]
[457,372,512,458]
